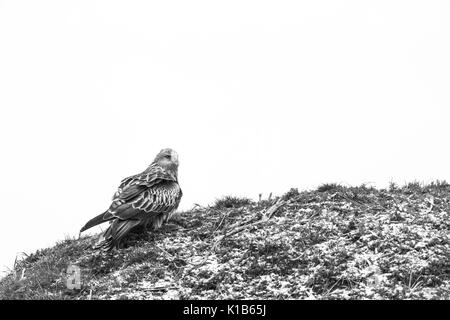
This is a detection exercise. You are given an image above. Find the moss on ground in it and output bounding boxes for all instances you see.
[1,182,449,299]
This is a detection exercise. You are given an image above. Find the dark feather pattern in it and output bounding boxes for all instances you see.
[79,210,114,233]
[80,148,182,251]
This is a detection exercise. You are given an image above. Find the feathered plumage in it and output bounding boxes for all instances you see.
[80,148,182,251]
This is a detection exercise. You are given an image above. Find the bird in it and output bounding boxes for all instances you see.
[80,148,183,251]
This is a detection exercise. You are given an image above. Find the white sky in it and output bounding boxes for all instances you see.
[1,0,449,275]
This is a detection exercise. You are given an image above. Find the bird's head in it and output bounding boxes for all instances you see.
[152,148,179,174]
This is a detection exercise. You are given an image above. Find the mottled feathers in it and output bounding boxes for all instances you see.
[80,148,182,251]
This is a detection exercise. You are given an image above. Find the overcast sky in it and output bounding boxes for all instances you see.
[1,0,449,275]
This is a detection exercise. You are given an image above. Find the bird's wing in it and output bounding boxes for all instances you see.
[131,180,182,214]
[113,165,176,201]
[107,166,181,221]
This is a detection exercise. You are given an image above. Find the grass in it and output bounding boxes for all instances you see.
[213,195,253,209]
[1,181,449,300]
[317,183,342,193]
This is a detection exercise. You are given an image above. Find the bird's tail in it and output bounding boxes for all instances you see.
[80,211,113,233]
[93,219,141,251]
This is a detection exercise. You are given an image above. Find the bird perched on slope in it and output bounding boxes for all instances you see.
[80,148,182,251]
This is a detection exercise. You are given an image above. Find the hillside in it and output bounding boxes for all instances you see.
[1,182,449,300]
